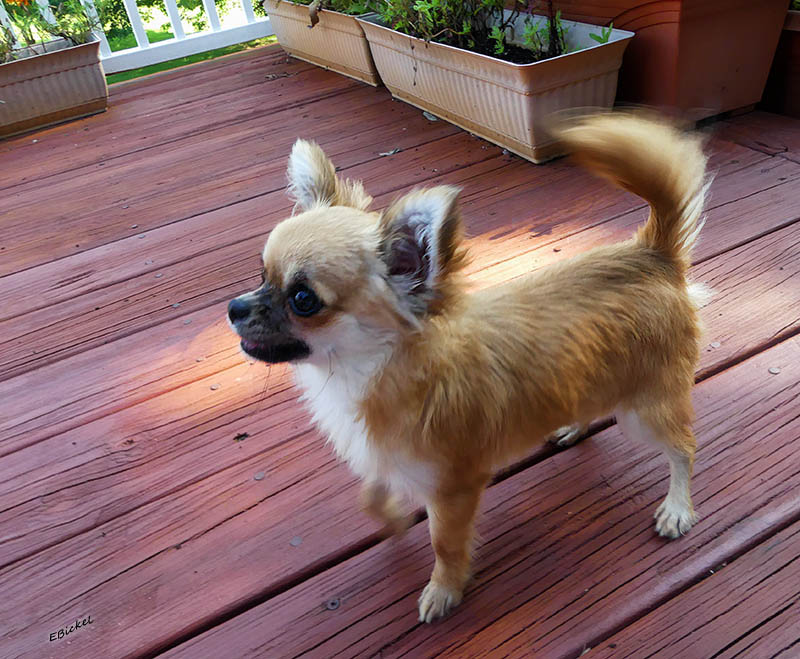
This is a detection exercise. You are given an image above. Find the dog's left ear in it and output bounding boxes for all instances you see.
[379,186,463,310]
[287,139,372,211]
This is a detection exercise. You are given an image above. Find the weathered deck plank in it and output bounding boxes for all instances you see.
[591,520,800,658]
[3,208,800,568]
[0,139,790,441]
[0,50,798,659]
[159,338,800,659]
[718,110,800,164]
[0,48,318,189]
[0,135,502,377]
[0,82,456,275]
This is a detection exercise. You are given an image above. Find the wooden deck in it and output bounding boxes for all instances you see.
[2,45,800,659]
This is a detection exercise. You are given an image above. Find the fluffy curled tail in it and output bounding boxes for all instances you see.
[554,112,711,269]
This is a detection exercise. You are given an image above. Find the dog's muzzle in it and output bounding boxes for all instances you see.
[227,289,311,363]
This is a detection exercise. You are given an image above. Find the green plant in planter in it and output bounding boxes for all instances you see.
[1,24,14,62]
[377,0,570,63]
[4,0,42,50]
[589,22,613,44]
[37,0,106,44]
[520,6,570,58]
[1,0,108,61]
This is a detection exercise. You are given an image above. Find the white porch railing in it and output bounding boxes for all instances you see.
[0,0,274,74]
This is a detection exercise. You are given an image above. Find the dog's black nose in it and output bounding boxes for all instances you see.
[228,297,251,322]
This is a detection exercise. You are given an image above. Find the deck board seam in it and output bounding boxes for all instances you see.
[3,250,798,574]
[0,131,479,286]
[4,158,795,386]
[496,504,800,659]
[146,331,800,657]
[0,83,364,196]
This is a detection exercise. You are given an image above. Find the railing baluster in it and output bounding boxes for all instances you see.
[94,0,273,74]
[34,0,57,26]
[79,0,112,57]
[162,0,185,40]
[201,0,221,32]
[240,0,255,25]
[121,0,150,48]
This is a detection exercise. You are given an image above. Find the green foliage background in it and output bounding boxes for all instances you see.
[102,0,238,39]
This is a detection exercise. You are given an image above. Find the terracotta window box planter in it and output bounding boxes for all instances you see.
[264,0,380,86]
[555,0,788,120]
[0,37,108,139]
[357,13,633,163]
[763,10,800,119]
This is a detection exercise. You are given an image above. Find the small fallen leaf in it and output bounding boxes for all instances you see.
[265,72,294,80]
[422,111,438,121]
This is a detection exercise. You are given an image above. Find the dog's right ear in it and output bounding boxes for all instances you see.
[287,139,372,211]
[379,186,465,316]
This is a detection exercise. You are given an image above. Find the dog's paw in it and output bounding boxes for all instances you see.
[418,581,462,623]
[654,498,697,538]
[548,424,586,448]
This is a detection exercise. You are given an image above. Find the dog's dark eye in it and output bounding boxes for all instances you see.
[288,284,322,317]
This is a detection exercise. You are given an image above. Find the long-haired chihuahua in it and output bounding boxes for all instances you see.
[228,113,710,622]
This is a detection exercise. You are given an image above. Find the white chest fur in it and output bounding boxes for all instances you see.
[293,360,436,503]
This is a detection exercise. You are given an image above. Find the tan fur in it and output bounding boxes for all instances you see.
[229,115,710,623]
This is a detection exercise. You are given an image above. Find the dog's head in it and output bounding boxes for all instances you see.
[228,139,467,366]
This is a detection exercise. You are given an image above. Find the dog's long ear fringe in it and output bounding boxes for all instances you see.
[551,111,710,269]
[379,186,468,317]
[286,139,372,212]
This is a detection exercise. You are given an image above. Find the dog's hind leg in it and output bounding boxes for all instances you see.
[616,398,697,538]
[548,423,589,448]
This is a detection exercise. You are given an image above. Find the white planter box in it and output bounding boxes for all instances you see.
[0,38,107,138]
[358,13,633,163]
[264,0,379,86]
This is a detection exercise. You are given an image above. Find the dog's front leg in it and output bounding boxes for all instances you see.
[418,481,487,623]
[359,480,412,537]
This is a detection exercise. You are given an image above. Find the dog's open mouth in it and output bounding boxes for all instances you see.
[240,337,310,363]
